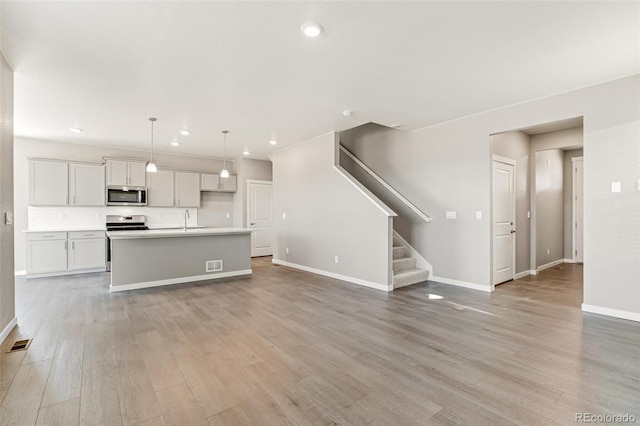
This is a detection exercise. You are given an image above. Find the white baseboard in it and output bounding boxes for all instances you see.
[26,268,107,279]
[563,258,577,264]
[0,317,17,345]
[430,275,493,292]
[110,269,252,293]
[582,304,640,322]
[536,259,564,272]
[514,270,536,280]
[14,270,26,276]
[392,230,433,276]
[272,259,391,292]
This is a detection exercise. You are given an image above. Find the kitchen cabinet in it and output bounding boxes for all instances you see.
[69,163,105,206]
[26,232,68,274]
[29,160,69,206]
[201,173,220,191]
[26,231,106,276]
[68,231,106,271]
[148,170,174,207]
[106,159,147,186]
[175,172,200,207]
[219,174,238,192]
[200,173,237,192]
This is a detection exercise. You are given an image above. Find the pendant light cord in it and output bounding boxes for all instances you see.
[150,119,154,162]
[223,131,227,170]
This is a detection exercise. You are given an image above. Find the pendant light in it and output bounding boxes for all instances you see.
[146,117,158,173]
[220,130,229,178]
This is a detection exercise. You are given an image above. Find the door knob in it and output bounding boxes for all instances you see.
[250,222,256,225]
[511,230,516,234]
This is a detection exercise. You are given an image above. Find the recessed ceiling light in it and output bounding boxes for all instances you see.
[179,129,190,136]
[301,22,323,38]
[269,139,278,145]
[390,124,401,128]
[171,140,180,146]
[69,127,83,133]
[243,149,250,155]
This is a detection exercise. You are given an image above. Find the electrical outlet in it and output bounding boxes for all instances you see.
[527,211,531,219]
[475,211,482,220]
[445,211,456,220]
[226,213,230,219]
[286,248,289,254]
[334,256,339,264]
[547,248,550,255]
[611,182,621,193]
[282,213,287,219]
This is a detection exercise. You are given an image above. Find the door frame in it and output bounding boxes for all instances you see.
[246,179,273,257]
[571,156,584,263]
[491,154,517,287]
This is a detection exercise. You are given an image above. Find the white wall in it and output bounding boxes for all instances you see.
[535,149,565,267]
[0,50,15,340]
[327,75,639,318]
[14,137,236,271]
[272,132,393,290]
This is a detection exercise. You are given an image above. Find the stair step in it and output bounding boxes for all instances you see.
[392,246,406,259]
[393,268,429,289]
[393,257,417,272]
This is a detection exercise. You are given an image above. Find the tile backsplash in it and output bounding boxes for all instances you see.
[28,206,198,230]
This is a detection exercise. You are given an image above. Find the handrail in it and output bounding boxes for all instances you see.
[339,145,432,223]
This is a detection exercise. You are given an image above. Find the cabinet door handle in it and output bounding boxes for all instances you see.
[73,195,76,204]
[72,241,75,249]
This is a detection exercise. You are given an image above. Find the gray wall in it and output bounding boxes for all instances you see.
[535,149,565,267]
[272,132,392,288]
[564,149,583,259]
[491,131,531,274]
[530,127,583,268]
[232,157,273,228]
[330,74,638,316]
[0,51,14,339]
[14,137,236,271]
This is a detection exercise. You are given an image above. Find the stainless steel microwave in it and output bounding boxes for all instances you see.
[106,186,147,206]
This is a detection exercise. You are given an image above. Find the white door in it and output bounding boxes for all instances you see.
[29,160,69,206]
[69,163,105,206]
[493,159,516,285]
[68,238,106,270]
[175,172,201,207]
[148,170,174,207]
[573,158,584,263]
[127,161,147,187]
[247,181,273,257]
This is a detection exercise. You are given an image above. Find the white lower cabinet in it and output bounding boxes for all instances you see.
[68,232,106,271]
[26,231,106,276]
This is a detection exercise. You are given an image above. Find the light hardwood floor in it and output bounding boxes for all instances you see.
[1,259,638,425]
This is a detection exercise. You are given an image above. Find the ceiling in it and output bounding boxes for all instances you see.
[2,1,638,160]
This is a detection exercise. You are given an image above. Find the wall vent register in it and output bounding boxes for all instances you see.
[206,260,223,272]
[7,339,31,353]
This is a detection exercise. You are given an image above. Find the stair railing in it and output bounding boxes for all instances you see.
[339,144,432,223]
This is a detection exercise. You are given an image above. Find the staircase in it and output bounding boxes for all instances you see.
[392,235,429,289]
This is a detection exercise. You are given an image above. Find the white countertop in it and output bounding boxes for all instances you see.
[107,227,251,239]
[24,228,105,233]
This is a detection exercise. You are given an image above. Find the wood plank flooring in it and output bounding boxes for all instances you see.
[1,259,638,425]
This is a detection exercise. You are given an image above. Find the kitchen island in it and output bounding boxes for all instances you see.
[107,227,252,292]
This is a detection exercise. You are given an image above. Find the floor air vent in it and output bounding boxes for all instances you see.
[7,339,31,353]
[206,260,223,272]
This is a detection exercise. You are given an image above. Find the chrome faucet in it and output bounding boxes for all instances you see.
[183,209,190,231]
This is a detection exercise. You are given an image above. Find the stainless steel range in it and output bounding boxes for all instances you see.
[105,215,148,271]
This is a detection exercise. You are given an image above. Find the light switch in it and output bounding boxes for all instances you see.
[527,211,531,219]
[611,182,621,193]
[282,213,287,219]
[225,213,230,219]
[4,212,12,225]
[475,211,482,220]
[445,211,457,220]
[637,179,640,191]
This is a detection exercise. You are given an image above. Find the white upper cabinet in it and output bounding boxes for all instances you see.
[201,173,220,191]
[106,159,147,186]
[128,161,147,186]
[148,170,175,207]
[175,172,200,207]
[219,175,238,192]
[69,163,105,206]
[29,160,69,206]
